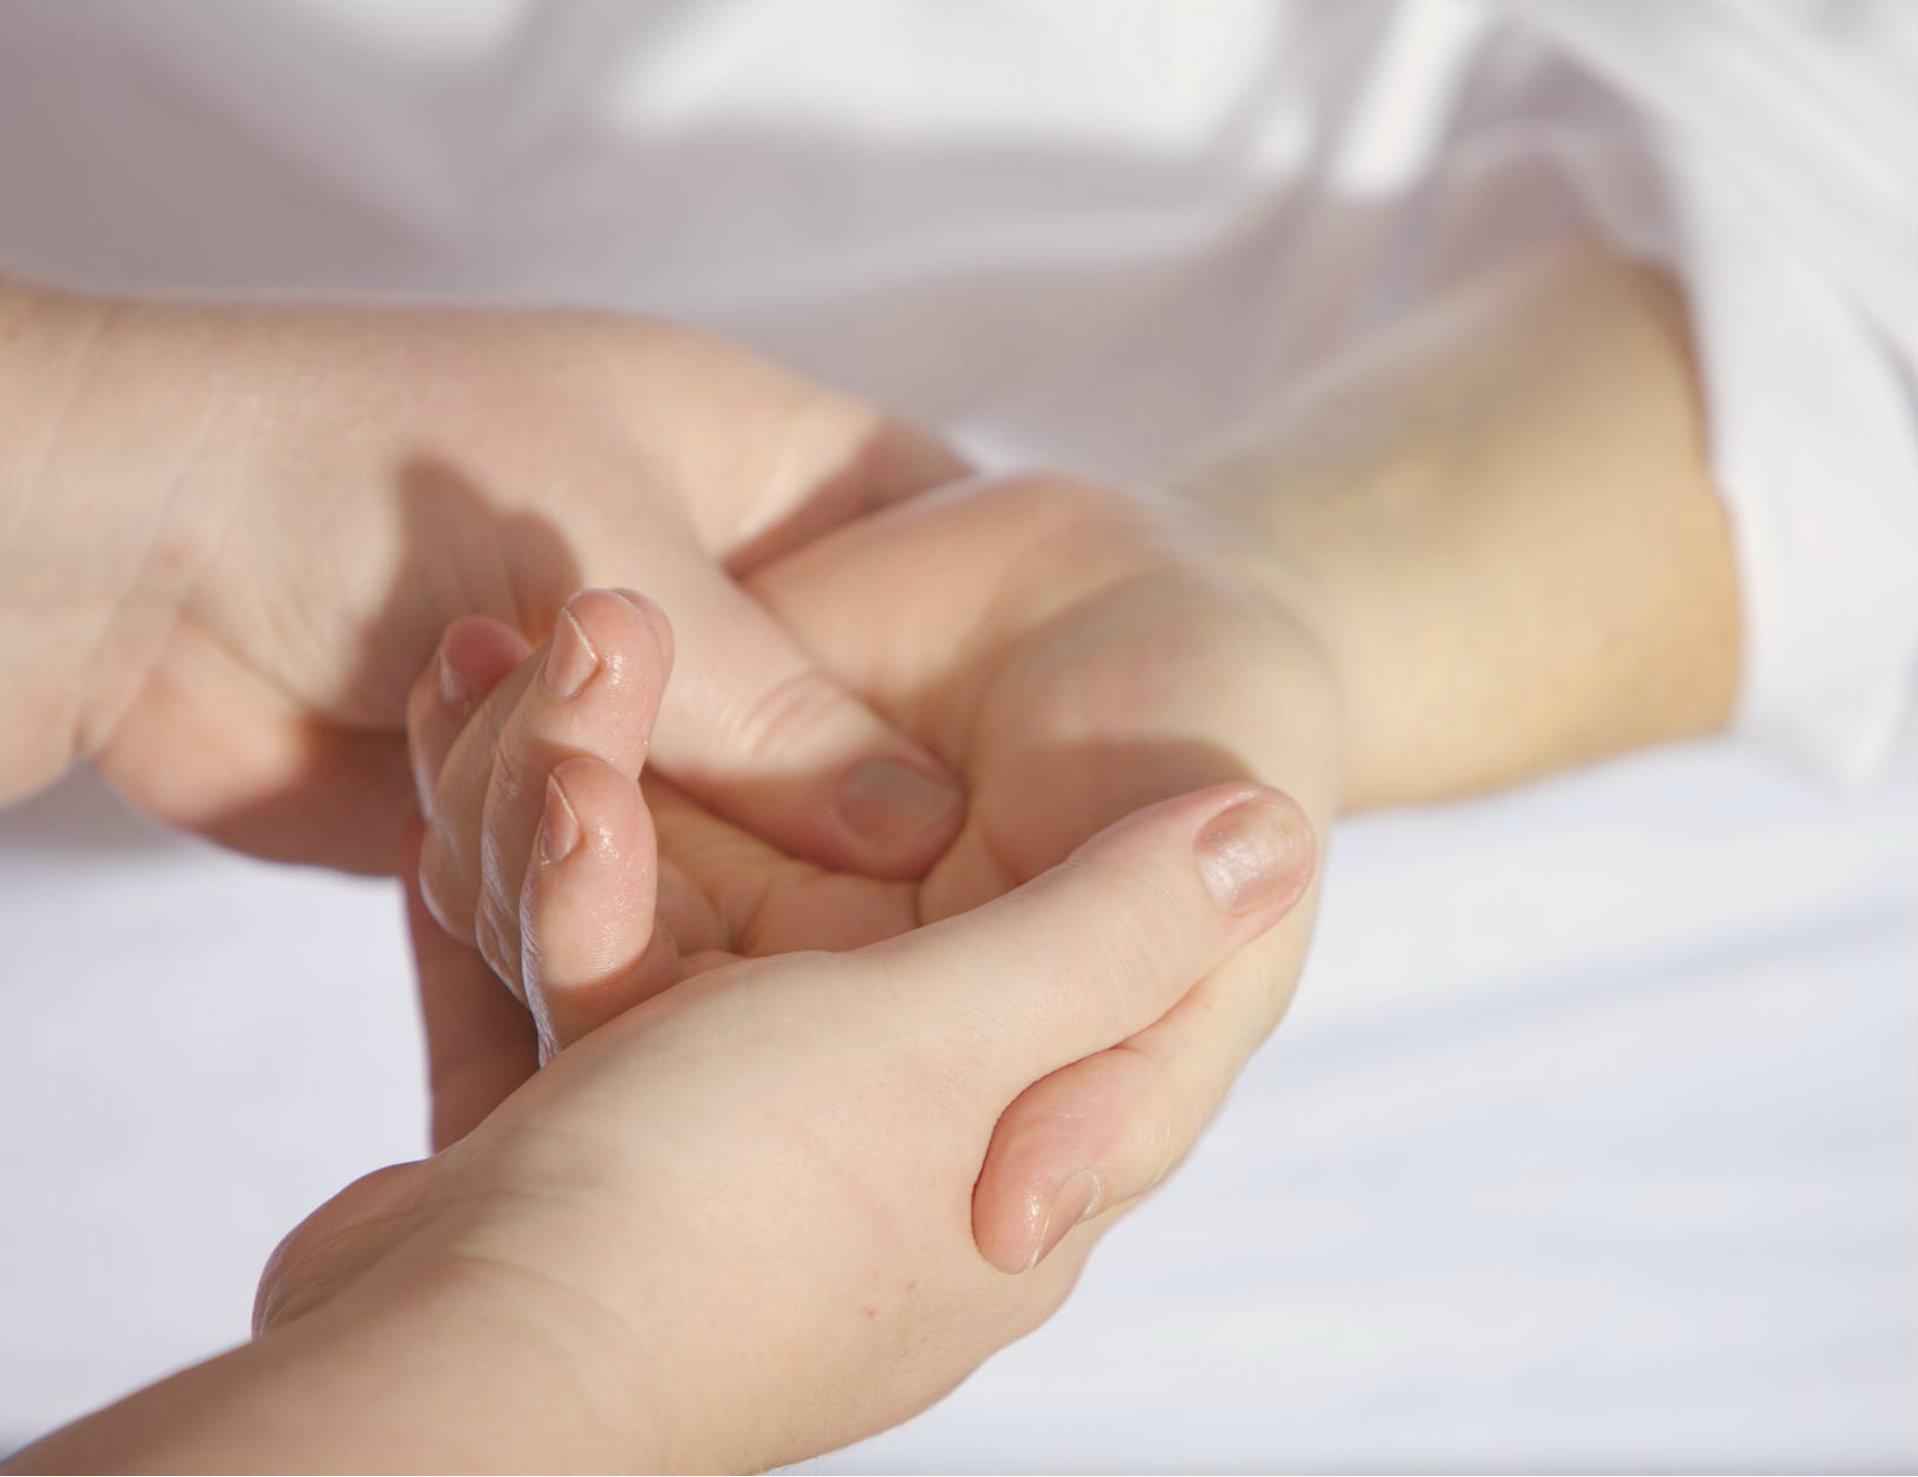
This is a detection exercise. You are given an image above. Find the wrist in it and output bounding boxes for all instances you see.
[307,1244,673,1470]
[1198,443,1458,815]
[0,277,123,801]
[8,1235,672,1474]
[0,277,238,803]
[254,1163,686,1471]
[1179,241,1739,813]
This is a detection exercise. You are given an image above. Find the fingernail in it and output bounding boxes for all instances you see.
[538,775,581,864]
[436,644,475,709]
[1195,795,1312,916]
[542,606,598,699]
[837,758,961,846]
[1029,1168,1102,1271]
[609,588,674,656]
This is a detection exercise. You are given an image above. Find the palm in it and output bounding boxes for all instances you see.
[649,475,1336,962]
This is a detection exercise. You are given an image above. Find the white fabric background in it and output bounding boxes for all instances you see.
[1,1,1913,1467]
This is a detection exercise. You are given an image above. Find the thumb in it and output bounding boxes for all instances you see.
[643,558,966,879]
[850,783,1316,1108]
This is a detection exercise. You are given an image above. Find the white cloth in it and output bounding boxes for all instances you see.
[0,0,1913,1467]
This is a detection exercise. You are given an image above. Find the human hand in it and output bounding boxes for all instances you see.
[1,278,964,876]
[411,475,1342,1270]
[752,474,1344,1268]
[248,766,1313,1471]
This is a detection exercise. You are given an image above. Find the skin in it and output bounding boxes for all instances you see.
[3,234,1744,1471]
[410,490,1342,1273]
[410,240,1737,1279]
[0,276,969,877]
[13,782,1315,1474]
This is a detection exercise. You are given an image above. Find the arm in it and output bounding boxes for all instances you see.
[1182,238,1742,811]
[7,1260,662,1474]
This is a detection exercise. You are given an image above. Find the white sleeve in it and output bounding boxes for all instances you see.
[1434,0,1918,782]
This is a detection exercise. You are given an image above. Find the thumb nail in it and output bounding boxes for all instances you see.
[1195,794,1313,917]
[837,758,962,847]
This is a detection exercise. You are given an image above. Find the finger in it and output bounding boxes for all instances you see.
[644,560,965,882]
[405,615,532,816]
[469,588,673,997]
[970,899,1317,1273]
[853,783,1316,1100]
[402,813,536,1150]
[416,653,538,941]
[521,755,681,1055]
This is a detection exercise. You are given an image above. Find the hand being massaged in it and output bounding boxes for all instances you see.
[408,472,1339,1272]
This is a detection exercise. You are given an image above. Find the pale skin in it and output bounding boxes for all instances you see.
[3,236,1741,1471]
[0,277,971,874]
[18,782,1318,1474]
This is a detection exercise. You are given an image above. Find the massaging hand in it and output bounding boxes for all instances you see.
[5,281,963,876]
[412,475,1341,1271]
[247,774,1313,1472]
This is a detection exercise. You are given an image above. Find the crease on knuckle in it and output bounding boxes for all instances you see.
[725,666,849,767]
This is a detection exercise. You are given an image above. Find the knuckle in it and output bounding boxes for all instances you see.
[725,666,853,766]
[486,732,543,806]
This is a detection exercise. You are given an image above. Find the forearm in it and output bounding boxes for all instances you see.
[1182,239,1740,811]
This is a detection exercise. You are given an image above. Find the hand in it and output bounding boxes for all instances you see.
[411,475,1342,1270]
[753,474,1344,1268]
[238,783,1314,1473]
[1,278,966,875]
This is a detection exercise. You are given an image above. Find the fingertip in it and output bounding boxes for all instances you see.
[536,772,583,865]
[1192,786,1316,923]
[544,588,675,708]
[440,615,534,706]
[607,588,676,667]
[408,615,532,813]
[541,754,649,863]
[1075,781,1317,932]
[972,1048,1149,1274]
